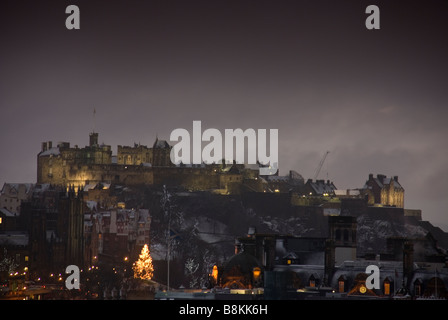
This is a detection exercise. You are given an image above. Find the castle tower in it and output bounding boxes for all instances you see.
[89,132,99,147]
[58,186,84,267]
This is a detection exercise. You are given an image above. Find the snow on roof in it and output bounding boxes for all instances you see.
[153,139,170,148]
[372,176,403,189]
[32,183,51,194]
[39,147,60,156]
[323,208,341,216]
[83,184,97,192]
[0,231,29,246]
[0,208,16,217]
[101,182,111,189]
[374,178,384,188]
[266,175,289,182]
[308,180,336,194]
[1,183,34,195]
[334,189,360,196]
[86,200,97,211]
[175,163,206,168]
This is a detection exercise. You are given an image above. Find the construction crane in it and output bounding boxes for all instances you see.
[313,151,330,180]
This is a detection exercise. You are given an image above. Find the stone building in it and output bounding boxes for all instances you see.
[303,179,337,196]
[262,170,304,193]
[84,208,151,266]
[116,138,173,167]
[151,138,173,167]
[0,183,34,215]
[362,174,404,208]
[17,184,84,276]
[37,132,113,188]
[239,225,448,299]
[117,143,151,165]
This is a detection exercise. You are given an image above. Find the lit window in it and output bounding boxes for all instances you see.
[338,280,345,293]
[309,275,316,287]
[212,265,218,283]
[253,267,261,281]
[384,282,390,295]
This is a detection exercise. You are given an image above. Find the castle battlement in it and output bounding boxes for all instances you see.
[37,132,268,194]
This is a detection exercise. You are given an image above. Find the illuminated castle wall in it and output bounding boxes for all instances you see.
[37,132,263,193]
[362,174,404,208]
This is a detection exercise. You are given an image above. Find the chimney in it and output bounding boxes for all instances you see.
[324,239,335,286]
[403,241,414,281]
[368,173,373,181]
[42,142,48,152]
[394,176,398,182]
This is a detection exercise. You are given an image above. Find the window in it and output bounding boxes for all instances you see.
[414,279,422,296]
[343,229,349,241]
[338,280,345,293]
[309,275,317,287]
[415,284,421,296]
[212,265,218,283]
[338,281,344,292]
[253,267,261,281]
[384,282,390,295]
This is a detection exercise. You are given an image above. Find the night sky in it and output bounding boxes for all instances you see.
[1,1,447,230]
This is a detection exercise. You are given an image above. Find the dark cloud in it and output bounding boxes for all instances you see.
[1,0,447,229]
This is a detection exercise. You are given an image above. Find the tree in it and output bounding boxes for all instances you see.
[185,257,200,288]
[133,244,154,280]
[0,248,18,273]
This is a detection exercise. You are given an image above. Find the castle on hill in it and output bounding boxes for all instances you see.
[37,132,266,194]
[36,131,407,209]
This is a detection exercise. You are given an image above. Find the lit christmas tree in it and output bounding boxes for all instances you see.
[133,244,154,280]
